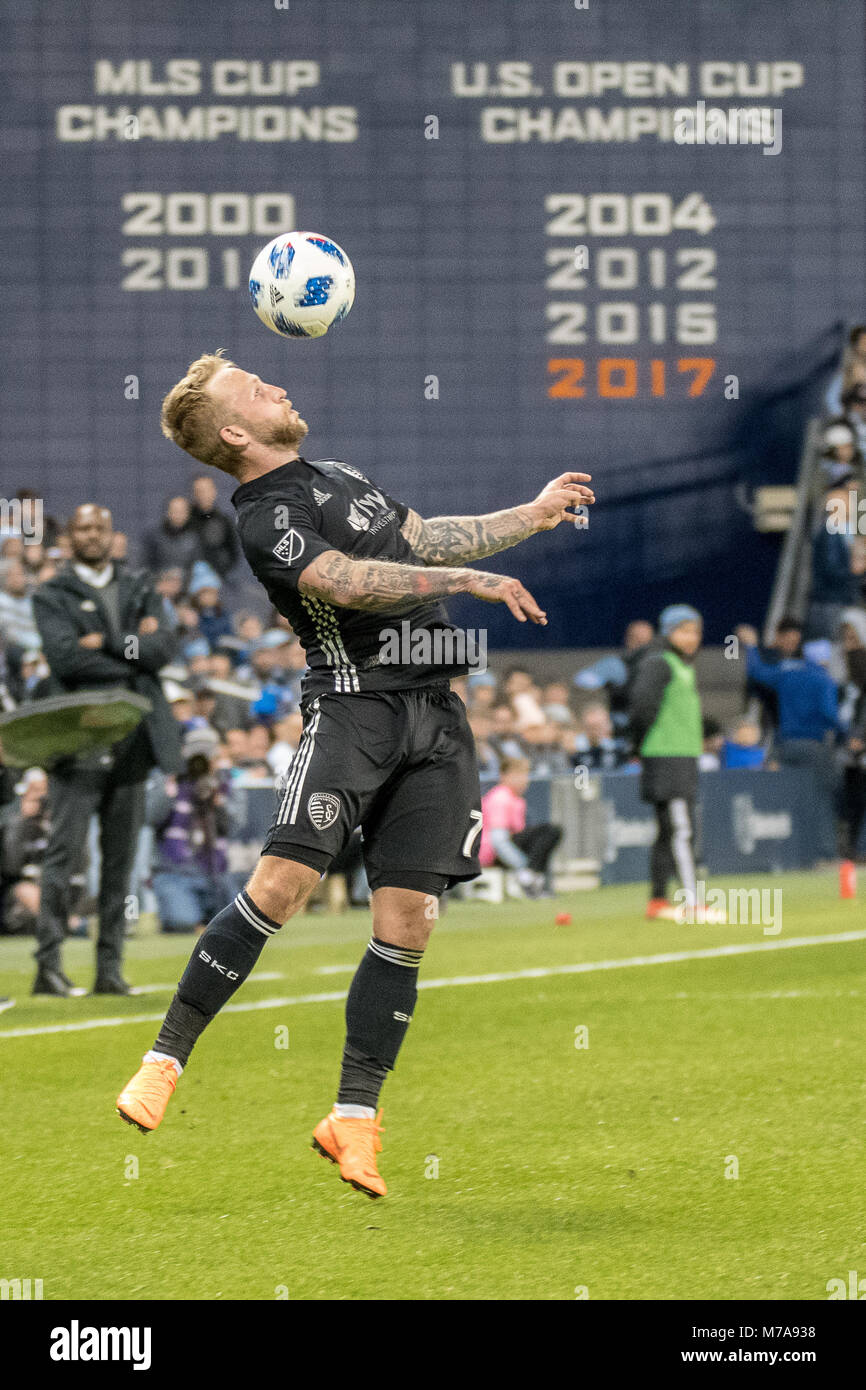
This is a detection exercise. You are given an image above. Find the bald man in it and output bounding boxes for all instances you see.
[31,505,181,996]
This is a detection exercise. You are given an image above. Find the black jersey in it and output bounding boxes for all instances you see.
[232,457,472,698]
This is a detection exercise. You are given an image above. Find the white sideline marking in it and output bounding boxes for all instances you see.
[314,964,356,975]
[1,929,864,1040]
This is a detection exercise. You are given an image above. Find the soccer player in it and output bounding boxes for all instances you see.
[116,351,594,1197]
[629,604,724,924]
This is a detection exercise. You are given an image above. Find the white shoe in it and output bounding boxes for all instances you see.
[516,868,546,899]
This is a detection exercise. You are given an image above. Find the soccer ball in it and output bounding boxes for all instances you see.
[248,231,355,339]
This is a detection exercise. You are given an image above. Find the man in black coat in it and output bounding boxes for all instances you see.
[31,504,181,996]
[189,473,240,577]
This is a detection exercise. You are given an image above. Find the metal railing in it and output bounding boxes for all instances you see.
[761,414,824,640]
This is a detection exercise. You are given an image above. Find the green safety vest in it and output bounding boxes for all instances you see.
[640,650,703,758]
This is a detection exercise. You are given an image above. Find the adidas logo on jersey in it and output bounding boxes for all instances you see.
[312,487,332,505]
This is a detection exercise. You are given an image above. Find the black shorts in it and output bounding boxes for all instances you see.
[262,684,482,893]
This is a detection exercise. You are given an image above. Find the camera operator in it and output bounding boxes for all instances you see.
[0,768,88,937]
[148,727,245,934]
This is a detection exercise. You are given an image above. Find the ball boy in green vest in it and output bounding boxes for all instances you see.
[629,604,725,923]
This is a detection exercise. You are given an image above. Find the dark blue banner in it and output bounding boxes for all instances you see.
[598,768,821,883]
[3,0,862,643]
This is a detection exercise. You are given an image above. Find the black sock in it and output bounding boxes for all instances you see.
[152,890,281,1067]
[337,937,424,1109]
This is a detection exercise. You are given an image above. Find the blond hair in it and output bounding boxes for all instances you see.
[160,350,243,473]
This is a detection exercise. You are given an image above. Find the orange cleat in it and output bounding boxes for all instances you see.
[116,1055,179,1133]
[691,906,727,925]
[311,1108,387,1198]
[645,898,680,920]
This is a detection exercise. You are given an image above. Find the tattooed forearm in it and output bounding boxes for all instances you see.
[401,506,538,564]
[298,548,472,612]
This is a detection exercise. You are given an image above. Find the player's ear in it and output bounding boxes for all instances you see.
[219,423,248,446]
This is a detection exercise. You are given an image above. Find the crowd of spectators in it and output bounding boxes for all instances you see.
[809,325,866,641]
[2,456,866,937]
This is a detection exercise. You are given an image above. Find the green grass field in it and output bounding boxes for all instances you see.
[1,871,864,1301]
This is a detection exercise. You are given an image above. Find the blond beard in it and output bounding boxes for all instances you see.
[256,413,309,450]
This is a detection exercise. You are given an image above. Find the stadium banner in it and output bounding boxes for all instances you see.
[225,769,822,888]
[4,0,862,646]
[598,768,821,884]
[226,775,555,883]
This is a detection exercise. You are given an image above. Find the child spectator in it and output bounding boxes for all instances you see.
[722,717,767,769]
[478,756,561,897]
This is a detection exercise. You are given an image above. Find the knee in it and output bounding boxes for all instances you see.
[246,854,321,924]
[371,887,438,950]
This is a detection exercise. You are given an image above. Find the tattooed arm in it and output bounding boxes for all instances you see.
[399,506,538,564]
[400,471,595,564]
[299,550,549,624]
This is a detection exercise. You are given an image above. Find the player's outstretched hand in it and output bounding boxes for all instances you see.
[530,472,595,531]
[465,571,547,624]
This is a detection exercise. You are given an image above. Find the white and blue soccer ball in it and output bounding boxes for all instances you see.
[248,231,355,339]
